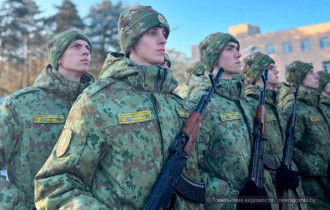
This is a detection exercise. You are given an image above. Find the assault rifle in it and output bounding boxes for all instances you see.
[237,68,277,210]
[279,88,299,210]
[144,67,224,210]
[249,68,277,188]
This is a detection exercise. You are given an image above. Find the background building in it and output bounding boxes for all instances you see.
[191,22,330,82]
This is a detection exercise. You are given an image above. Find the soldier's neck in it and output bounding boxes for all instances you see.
[299,84,313,93]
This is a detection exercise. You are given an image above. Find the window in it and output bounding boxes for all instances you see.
[250,46,259,54]
[300,39,310,52]
[282,42,292,54]
[319,37,330,49]
[266,44,275,54]
[323,61,330,73]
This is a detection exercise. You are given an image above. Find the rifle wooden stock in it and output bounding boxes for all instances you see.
[182,111,203,156]
[255,105,266,136]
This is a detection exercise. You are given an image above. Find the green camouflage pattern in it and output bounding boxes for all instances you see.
[34,52,203,210]
[178,63,206,98]
[279,84,330,209]
[179,73,278,209]
[285,61,313,88]
[320,95,330,123]
[118,5,170,56]
[242,52,274,84]
[316,71,330,93]
[0,65,93,209]
[199,32,240,71]
[245,84,308,210]
[48,29,92,70]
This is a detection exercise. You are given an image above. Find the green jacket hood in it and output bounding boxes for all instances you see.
[245,84,278,105]
[99,52,178,93]
[320,95,330,106]
[278,83,319,109]
[33,65,94,100]
[186,71,246,100]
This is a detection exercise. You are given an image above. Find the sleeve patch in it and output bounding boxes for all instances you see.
[56,128,72,158]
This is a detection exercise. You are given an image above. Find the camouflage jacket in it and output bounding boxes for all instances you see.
[34,52,202,210]
[320,95,330,124]
[180,73,278,209]
[246,85,308,210]
[279,85,330,209]
[0,65,94,209]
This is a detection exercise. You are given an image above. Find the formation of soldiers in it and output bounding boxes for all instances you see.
[0,5,329,210]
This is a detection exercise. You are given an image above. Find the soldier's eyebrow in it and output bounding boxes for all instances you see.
[226,44,238,48]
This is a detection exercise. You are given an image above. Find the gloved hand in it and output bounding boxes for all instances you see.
[237,182,270,210]
[276,166,300,190]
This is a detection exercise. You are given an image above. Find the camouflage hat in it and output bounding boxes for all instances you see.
[285,61,313,88]
[199,32,240,72]
[48,29,91,70]
[316,71,330,92]
[118,5,170,56]
[242,52,274,84]
[164,53,171,68]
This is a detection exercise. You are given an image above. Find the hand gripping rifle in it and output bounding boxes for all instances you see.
[279,88,299,210]
[249,68,277,189]
[144,67,224,210]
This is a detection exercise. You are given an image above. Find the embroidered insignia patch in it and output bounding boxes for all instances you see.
[118,110,152,124]
[34,114,64,124]
[219,112,241,122]
[176,108,189,118]
[158,14,165,24]
[310,115,322,122]
[266,114,275,122]
[56,128,72,158]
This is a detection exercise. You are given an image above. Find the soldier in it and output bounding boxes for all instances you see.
[34,5,202,209]
[317,71,330,121]
[179,33,278,209]
[161,53,171,68]
[0,30,94,209]
[278,61,330,209]
[242,52,307,210]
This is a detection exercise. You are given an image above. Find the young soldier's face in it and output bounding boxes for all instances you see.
[58,39,91,80]
[215,42,241,75]
[302,68,319,89]
[130,27,167,66]
[161,61,170,68]
[267,63,279,87]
